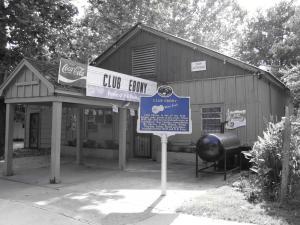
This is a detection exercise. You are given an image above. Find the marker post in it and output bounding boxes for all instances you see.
[137,86,192,197]
[155,133,173,196]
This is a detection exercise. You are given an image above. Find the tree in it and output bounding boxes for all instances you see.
[281,64,300,107]
[0,0,78,83]
[236,1,298,67]
[61,0,246,63]
[272,6,300,66]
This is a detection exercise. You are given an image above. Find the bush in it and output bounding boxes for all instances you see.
[243,117,300,201]
[233,172,261,203]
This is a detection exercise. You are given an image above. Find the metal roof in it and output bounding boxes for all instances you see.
[24,58,84,94]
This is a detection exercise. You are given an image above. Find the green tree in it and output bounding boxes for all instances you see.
[0,0,77,83]
[236,1,297,67]
[62,0,245,63]
[272,6,300,66]
[281,64,300,106]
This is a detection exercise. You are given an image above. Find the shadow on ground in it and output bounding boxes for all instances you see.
[0,158,235,225]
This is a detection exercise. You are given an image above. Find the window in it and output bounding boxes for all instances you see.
[85,109,113,132]
[92,109,113,125]
[201,106,222,133]
[132,45,156,77]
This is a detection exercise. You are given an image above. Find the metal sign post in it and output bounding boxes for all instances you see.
[160,133,168,196]
[154,133,172,196]
[138,86,192,196]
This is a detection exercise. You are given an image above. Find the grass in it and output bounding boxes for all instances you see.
[177,185,300,225]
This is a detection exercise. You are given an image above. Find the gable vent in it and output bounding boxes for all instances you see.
[132,45,156,77]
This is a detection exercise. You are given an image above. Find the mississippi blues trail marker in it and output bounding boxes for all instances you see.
[138,86,192,134]
[137,86,192,196]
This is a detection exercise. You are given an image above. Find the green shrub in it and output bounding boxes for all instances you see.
[243,117,300,201]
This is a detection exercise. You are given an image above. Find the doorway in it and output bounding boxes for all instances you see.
[134,134,152,158]
[29,113,40,148]
[133,116,152,158]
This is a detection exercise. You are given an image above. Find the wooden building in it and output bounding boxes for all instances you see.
[0,23,288,182]
[93,23,287,149]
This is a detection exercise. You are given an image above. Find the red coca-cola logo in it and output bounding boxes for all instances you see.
[62,63,85,77]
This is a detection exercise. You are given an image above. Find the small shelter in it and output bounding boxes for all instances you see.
[0,58,139,183]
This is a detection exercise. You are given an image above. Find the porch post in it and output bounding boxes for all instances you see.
[119,108,127,170]
[50,101,62,184]
[76,107,83,165]
[3,103,14,176]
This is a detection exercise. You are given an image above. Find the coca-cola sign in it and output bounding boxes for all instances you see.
[58,58,87,88]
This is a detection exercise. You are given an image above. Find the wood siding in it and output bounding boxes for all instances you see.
[96,30,286,147]
[97,30,252,83]
[4,66,51,99]
[168,75,285,146]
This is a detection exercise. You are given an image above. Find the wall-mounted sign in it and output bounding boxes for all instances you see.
[112,105,118,113]
[137,86,192,134]
[225,109,246,129]
[191,61,206,72]
[58,58,87,88]
[130,109,135,116]
[86,66,157,102]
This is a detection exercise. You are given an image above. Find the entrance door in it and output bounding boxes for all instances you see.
[29,113,40,148]
[133,116,151,158]
[134,134,152,158]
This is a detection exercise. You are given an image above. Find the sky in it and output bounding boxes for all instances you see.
[72,0,300,17]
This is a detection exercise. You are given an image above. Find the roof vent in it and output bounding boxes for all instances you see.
[132,45,156,77]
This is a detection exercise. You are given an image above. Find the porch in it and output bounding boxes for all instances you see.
[0,59,138,183]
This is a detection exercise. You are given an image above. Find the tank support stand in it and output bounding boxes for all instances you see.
[196,150,241,181]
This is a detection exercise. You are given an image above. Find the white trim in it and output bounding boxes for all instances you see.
[54,89,84,96]
[15,81,39,86]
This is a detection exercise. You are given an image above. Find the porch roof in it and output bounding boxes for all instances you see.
[0,58,138,109]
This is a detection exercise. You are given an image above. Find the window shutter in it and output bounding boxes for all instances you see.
[132,45,156,77]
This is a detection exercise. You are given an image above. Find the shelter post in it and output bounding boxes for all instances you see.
[50,101,62,183]
[76,107,83,165]
[3,103,15,176]
[118,108,127,170]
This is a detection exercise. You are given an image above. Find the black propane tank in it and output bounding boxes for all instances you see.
[196,133,241,162]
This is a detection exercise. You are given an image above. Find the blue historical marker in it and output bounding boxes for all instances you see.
[137,86,192,196]
[138,86,192,134]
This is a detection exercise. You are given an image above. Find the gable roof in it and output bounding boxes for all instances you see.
[92,23,286,89]
[0,58,84,96]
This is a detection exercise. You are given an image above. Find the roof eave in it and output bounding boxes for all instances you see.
[0,59,55,96]
[93,23,286,89]
[92,23,142,65]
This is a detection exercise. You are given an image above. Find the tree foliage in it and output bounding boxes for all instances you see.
[281,64,300,106]
[236,1,300,67]
[0,0,77,83]
[59,0,246,63]
[244,119,300,201]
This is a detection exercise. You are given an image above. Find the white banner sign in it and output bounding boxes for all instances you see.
[225,109,246,129]
[191,61,206,72]
[86,66,157,102]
